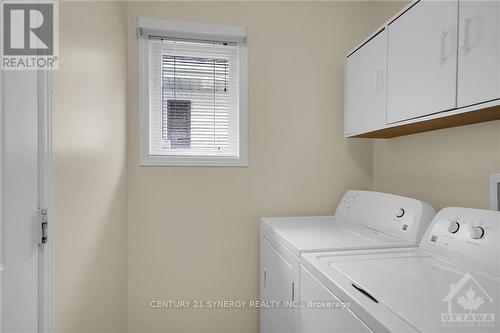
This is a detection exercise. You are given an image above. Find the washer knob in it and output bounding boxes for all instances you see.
[448,221,460,234]
[470,226,485,240]
[396,208,405,218]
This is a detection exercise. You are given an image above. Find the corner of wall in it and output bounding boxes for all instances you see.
[54,1,129,332]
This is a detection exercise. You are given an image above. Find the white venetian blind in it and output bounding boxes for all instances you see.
[148,37,240,157]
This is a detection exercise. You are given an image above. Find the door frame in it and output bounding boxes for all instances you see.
[37,69,53,333]
[36,0,54,329]
[0,0,53,329]
[0,68,53,333]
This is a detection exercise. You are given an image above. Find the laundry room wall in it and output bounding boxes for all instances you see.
[373,121,500,209]
[371,1,500,210]
[53,1,128,332]
[51,2,499,332]
[126,1,379,332]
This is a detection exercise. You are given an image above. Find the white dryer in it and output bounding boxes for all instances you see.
[260,190,436,333]
[301,207,500,333]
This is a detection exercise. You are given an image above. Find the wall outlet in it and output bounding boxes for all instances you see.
[490,173,500,211]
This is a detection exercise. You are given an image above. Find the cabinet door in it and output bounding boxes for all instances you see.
[300,266,372,333]
[345,29,387,136]
[260,237,298,333]
[457,1,500,107]
[387,0,458,123]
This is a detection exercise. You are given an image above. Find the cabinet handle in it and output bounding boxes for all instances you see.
[291,282,295,301]
[438,30,449,63]
[461,18,473,54]
[264,270,267,289]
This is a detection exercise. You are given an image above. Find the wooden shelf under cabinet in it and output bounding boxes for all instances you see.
[352,103,500,139]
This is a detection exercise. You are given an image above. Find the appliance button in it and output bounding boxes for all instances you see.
[470,226,485,240]
[396,208,405,218]
[448,221,460,234]
[344,196,354,208]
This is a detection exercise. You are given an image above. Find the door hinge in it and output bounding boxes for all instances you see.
[37,207,48,244]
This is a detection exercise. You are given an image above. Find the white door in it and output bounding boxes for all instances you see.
[457,1,500,108]
[387,0,458,123]
[345,29,387,136]
[300,266,372,333]
[260,236,298,333]
[1,69,51,333]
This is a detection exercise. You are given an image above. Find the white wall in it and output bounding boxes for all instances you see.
[53,2,128,332]
[373,121,500,209]
[51,2,500,332]
[126,1,379,331]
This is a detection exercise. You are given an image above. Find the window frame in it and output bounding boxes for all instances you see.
[138,17,248,167]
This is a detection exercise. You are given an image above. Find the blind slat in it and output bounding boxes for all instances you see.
[149,38,239,155]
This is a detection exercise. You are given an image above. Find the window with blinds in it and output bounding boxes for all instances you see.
[139,18,247,166]
[147,36,241,160]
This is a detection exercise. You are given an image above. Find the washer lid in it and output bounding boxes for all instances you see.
[322,250,500,332]
[261,216,411,256]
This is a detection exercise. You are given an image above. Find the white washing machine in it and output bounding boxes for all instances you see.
[260,190,436,333]
[301,207,500,333]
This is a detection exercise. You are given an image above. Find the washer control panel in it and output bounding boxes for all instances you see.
[422,207,500,277]
[336,190,436,244]
[447,220,460,234]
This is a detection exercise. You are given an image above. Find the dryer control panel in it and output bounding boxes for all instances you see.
[421,207,500,277]
[335,190,436,245]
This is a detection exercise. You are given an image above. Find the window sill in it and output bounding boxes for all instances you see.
[139,154,248,167]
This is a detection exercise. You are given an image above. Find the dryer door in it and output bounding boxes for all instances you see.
[260,236,298,333]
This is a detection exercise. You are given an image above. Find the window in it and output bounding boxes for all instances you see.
[165,100,191,149]
[138,18,248,166]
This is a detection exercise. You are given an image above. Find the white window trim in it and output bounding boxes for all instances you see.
[138,17,248,167]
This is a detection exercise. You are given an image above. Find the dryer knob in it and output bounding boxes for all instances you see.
[448,221,460,234]
[470,226,485,240]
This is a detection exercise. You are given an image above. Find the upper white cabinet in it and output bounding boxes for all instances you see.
[345,29,387,136]
[387,0,458,123]
[345,0,500,138]
[457,1,500,108]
